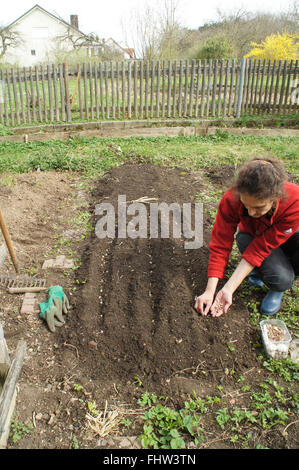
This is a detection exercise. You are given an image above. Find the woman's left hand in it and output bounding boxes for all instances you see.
[210,288,233,317]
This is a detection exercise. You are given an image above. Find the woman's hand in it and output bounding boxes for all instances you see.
[194,291,214,316]
[210,288,233,317]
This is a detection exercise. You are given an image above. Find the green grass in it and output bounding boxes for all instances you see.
[0,133,298,181]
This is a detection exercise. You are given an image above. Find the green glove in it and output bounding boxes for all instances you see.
[48,286,70,316]
[39,286,70,333]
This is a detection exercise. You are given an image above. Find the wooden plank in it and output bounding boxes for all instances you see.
[206,59,212,117]
[122,61,125,118]
[47,65,54,122]
[99,62,105,119]
[0,340,26,449]
[17,68,26,124]
[156,60,161,118]
[89,62,94,120]
[52,65,59,121]
[29,67,36,121]
[178,60,184,117]
[12,68,20,125]
[151,61,155,118]
[34,67,42,122]
[145,60,149,119]
[41,65,47,122]
[263,60,271,112]
[268,60,277,112]
[223,59,229,117]
[189,59,195,116]
[211,59,218,116]
[217,59,224,117]
[63,63,71,122]
[83,63,88,120]
[253,59,261,115]
[7,69,15,126]
[243,59,251,114]
[172,60,177,117]
[139,60,143,119]
[184,59,189,116]
[233,59,240,115]
[194,60,201,118]
[127,61,132,119]
[283,60,293,115]
[59,64,65,121]
[116,61,120,119]
[77,64,83,120]
[166,61,171,118]
[105,62,110,119]
[0,71,4,125]
[1,71,9,126]
[23,67,31,124]
[94,63,99,120]
[278,60,288,114]
[240,58,248,115]
[289,59,298,113]
[133,60,137,118]
[273,59,282,114]
[111,61,115,119]
[257,59,266,115]
[249,59,257,115]
[161,60,165,118]
[200,59,206,117]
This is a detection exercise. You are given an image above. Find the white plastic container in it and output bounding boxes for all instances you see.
[260,319,292,359]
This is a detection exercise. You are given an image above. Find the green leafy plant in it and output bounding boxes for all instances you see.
[10,416,33,443]
[138,399,203,449]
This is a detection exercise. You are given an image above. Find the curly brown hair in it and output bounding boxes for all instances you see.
[232,157,287,201]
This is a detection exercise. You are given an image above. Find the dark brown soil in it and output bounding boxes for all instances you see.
[1,163,298,450]
[58,164,256,397]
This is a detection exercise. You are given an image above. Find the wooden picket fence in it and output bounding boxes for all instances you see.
[0,58,298,126]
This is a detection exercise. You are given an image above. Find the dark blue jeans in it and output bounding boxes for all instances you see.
[236,230,299,292]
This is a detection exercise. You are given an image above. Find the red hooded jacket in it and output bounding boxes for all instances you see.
[208,181,299,279]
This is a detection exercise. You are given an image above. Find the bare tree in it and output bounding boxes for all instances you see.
[0,26,21,58]
[121,0,183,60]
[54,27,99,51]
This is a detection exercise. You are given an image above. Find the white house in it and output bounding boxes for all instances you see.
[1,4,108,67]
[2,4,135,67]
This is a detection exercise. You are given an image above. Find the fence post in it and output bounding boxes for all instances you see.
[236,58,246,118]
[63,63,71,122]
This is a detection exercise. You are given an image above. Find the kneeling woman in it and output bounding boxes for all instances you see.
[195,157,299,317]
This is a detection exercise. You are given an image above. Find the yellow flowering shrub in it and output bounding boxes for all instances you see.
[244,33,299,61]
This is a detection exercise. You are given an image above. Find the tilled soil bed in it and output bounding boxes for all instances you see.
[1,163,298,450]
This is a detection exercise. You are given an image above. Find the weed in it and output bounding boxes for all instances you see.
[262,357,299,382]
[137,392,158,407]
[139,403,203,449]
[10,415,33,443]
[71,436,80,449]
[215,408,230,429]
[87,401,99,416]
[134,376,144,387]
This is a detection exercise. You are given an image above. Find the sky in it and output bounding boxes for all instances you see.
[2,0,294,45]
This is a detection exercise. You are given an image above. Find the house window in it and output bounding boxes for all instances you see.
[32,27,49,39]
[31,50,36,56]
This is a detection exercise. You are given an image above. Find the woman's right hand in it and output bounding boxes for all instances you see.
[194,291,214,316]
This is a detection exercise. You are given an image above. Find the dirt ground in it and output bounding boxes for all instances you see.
[0,162,298,449]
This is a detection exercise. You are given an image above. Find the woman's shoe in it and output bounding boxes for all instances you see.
[247,271,264,288]
[260,291,284,316]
